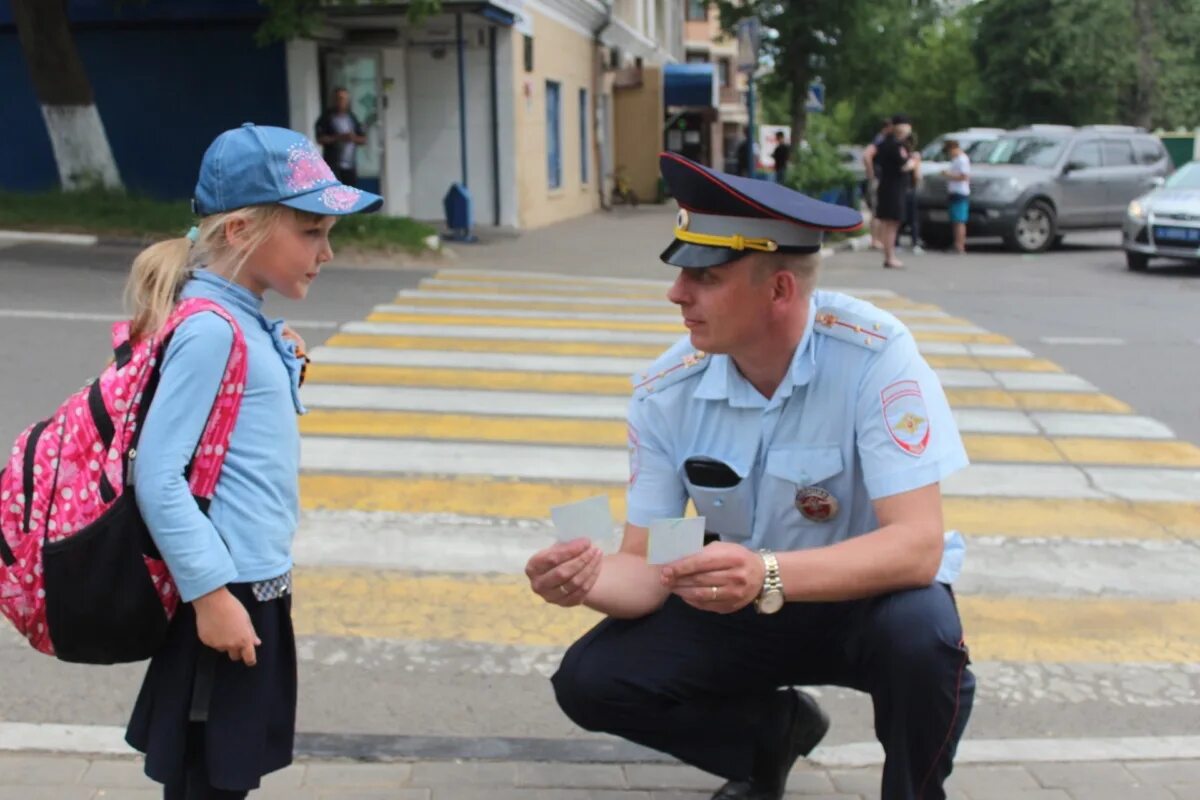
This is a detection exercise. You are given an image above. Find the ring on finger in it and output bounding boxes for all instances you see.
[559,585,570,596]
[710,585,719,602]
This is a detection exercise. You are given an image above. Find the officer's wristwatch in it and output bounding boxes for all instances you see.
[755,550,785,615]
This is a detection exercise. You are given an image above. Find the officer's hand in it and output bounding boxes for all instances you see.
[660,542,766,614]
[525,539,604,607]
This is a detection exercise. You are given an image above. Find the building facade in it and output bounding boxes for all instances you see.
[0,0,682,230]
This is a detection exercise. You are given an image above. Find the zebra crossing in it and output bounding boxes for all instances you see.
[292,268,1200,676]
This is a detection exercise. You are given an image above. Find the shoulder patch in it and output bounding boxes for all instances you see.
[632,350,710,400]
[814,306,891,351]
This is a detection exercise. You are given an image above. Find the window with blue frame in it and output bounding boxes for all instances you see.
[546,80,562,189]
[579,88,589,184]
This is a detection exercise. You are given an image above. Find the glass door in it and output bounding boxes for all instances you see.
[321,50,384,196]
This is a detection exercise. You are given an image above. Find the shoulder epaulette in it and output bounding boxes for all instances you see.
[814,306,892,351]
[631,344,710,400]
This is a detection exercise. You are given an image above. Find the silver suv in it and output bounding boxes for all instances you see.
[917,125,1173,252]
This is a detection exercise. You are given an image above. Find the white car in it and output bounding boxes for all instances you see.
[918,128,1006,177]
[1123,161,1200,271]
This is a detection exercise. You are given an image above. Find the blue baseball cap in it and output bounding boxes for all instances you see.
[193,122,383,216]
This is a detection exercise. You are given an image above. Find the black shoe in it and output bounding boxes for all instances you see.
[709,689,830,800]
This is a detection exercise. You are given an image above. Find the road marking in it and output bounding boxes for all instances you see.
[300,409,624,446]
[0,229,97,245]
[343,320,682,345]
[419,278,670,299]
[396,289,676,310]
[994,371,1098,393]
[1040,336,1128,346]
[946,464,1200,502]
[325,332,667,358]
[434,268,673,288]
[302,384,631,417]
[925,356,1062,373]
[375,303,681,323]
[305,363,632,394]
[310,346,649,375]
[1088,467,1200,503]
[1052,438,1200,467]
[283,569,1200,662]
[297,473,1200,539]
[368,311,685,333]
[0,309,340,328]
[301,437,627,482]
[911,330,1013,344]
[1031,412,1173,439]
[945,389,1131,413]
[7,720,1198,768]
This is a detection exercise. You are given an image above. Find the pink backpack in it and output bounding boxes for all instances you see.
[0,298,246,663]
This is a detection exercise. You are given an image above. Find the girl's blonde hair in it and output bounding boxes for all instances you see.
[124,205,305,341]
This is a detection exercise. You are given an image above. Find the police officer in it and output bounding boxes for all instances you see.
[524,152,975,800]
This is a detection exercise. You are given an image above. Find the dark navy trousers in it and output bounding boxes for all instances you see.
[552,584,974,800]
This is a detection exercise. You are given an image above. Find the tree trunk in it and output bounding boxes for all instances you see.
[11,0,122,190]
[788,59,810,150]
[1132,0,1156,129]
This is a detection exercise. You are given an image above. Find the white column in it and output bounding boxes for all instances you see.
[382,46,412,217]
[285,39,322,139]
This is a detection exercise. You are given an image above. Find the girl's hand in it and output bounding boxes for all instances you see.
[193,587,261,665]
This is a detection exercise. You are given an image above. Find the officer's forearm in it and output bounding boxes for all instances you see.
[775,522,942,602]
[583,552,670,619]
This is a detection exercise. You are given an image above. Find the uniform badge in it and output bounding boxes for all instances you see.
[795,486,839,522]
[881,379,930,456]
[676,208,690,230]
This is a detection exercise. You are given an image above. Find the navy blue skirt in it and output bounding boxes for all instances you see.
[126,582,297,792]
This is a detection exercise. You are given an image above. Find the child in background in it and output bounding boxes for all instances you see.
[944,139,971,254]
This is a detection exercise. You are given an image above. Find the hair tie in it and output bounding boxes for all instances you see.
[185,226,200,243]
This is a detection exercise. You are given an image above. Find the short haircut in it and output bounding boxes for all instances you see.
[944,138,960,150]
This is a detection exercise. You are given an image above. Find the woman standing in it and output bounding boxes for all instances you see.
[874,114,915,269]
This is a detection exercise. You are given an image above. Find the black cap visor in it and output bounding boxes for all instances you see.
[659,240,748,268]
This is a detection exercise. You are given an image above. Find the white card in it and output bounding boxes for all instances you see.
[646,517,706,565]
[550,495,613,544]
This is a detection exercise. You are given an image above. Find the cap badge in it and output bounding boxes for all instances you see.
[676,209,691,231]
[795,486,839,522]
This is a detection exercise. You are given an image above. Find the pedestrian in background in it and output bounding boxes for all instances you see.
[125,124,382,799]
[862,117,894,249]
[771,130,791,184]
[315,87,367,188]
[900,131,924,254]
[874,114,915,269]
[943,139,971,254]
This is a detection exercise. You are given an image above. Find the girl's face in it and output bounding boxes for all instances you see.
[235,210,336,300]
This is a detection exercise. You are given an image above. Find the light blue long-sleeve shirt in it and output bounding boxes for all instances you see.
[133,270,305,602]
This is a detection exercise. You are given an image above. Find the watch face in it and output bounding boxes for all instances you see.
[759,591,785,614]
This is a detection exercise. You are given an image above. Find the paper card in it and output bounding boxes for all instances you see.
[549,495,614,544]
[646,517,706,565]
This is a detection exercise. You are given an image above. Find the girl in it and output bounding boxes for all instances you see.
[123,123,382,799]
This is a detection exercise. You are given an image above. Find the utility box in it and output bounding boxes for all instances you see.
[1156,129,1199,168]
[443,183,475,241]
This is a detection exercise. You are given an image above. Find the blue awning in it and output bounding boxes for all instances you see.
[664,63,716,108]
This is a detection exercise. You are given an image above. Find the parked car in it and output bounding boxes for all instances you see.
[837,144,867,185]
[917,125,1173,252]
[919,128,1006,178]
[1123,160,1200,271]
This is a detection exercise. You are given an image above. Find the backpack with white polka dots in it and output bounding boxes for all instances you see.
[0,298,246,663]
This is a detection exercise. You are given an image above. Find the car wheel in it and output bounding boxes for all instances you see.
[1125,251,1150,271]
[1005,200,1057,253]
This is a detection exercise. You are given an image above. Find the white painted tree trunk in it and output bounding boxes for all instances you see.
[39,104,122,191]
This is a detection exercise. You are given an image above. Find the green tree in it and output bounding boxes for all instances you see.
[974,0,1136,126]
[715,0,933,146]
[1149,0,1200,129]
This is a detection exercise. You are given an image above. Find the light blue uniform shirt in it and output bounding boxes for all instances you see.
[134,270,305,602]
[626,290,969,584]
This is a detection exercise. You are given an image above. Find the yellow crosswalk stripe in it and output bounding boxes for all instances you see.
[419,282,671,300]
[393,295,677,316]
[300,410,623,446]
[305,363,629,394]
[324,333,666,358]
[944,389,1131,413]
[292,568,1200,663]
[432,271,667,289]
[368,311,684,333]
[299,474,1200,541]
[913,330,1013,344]
[924,356,1063,373]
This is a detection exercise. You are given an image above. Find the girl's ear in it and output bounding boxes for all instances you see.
[224,215,249,251]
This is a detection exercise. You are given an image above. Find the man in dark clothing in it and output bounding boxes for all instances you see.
[735,137,752,177]
[314,87,367,187]
[771,131,791,183]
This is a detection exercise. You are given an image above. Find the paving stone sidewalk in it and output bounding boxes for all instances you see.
[0,753,1197,800]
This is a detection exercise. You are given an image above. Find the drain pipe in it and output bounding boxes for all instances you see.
[592,1,614,210]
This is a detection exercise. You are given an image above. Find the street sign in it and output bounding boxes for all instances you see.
[805,80,825,113]
[736,17,761,73]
